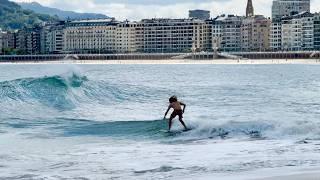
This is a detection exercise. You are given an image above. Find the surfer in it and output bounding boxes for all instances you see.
[163,96,188,131]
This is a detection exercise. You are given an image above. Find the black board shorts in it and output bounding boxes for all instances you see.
[170,110,183,120]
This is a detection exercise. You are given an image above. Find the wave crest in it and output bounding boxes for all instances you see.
[0,73,87,109]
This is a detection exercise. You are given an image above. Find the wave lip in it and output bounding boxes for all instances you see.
[0,73,87,110]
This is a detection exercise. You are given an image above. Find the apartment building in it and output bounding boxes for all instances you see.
[3,31,16,51]
[0,30,16,54]
[271,0,311,52]
[41,22,65,54]
[64,19,143,53]
[16,26,42,55]
[314,13,320,50]
[139,18,210,53]
[241,15,271,52]
[64,19,119,53]
[269,22,282,51]
[281,12,314,51]
[212,15,242,52]
[115,21,140,53]
[194,20,212,51]
[272,0,310,21]
[0,31,3,54]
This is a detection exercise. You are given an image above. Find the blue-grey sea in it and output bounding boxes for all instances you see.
[0,64,320,180]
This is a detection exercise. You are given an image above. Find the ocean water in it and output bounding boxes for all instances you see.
[0,64,320,180]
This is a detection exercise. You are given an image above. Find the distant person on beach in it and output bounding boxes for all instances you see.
[163,96,188,131]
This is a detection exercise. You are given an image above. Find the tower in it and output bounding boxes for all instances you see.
[246,0,254,17]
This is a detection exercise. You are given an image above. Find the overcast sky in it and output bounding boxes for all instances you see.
[13,0,320,20]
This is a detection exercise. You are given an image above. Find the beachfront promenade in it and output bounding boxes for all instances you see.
[0,51,320,62]
[0,53,183,62]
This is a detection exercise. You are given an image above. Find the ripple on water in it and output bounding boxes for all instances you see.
[134,165,183,174]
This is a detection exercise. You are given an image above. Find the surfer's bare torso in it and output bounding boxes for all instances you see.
[169,101,183,111]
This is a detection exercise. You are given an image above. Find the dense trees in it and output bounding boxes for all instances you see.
[0,0,58,30]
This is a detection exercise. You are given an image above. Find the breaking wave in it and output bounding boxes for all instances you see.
[1,71,320,141]
[0,73,87,109]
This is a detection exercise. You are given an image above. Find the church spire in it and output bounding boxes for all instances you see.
[246,0,254,17]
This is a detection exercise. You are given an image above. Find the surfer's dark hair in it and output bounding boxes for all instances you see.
[169,96,178,103]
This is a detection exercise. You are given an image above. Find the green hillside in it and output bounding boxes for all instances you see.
[0,0,58,30]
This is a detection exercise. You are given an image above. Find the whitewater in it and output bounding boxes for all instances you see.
[0,64,320,180]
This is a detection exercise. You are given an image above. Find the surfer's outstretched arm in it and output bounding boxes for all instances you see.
[163,105,171,119]
[180,102,186,113]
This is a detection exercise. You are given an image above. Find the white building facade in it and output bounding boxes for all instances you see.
[139,19,211,53]
[269,22,282,51]
[115,21,141,53]
[64,19,119,53]
[281,12,314,51]
[40,22,65,54]
[212,15,242,52]
[46,25,65,54]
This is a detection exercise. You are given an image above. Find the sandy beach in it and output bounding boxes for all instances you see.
[1,59,320,64]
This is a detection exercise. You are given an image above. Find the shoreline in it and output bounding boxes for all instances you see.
[243,167,320,180]
[197,167,320,180]
[217,167,320,180]
[1,59,320,65]
[256,172,320,180]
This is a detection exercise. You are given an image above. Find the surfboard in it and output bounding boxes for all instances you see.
[159,129,170,133]
[160,128,192,134]
[182,128,192,132]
